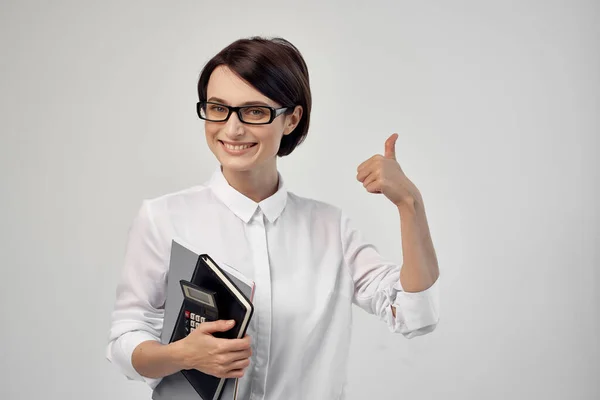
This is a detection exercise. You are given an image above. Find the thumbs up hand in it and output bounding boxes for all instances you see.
[356,133,421,207]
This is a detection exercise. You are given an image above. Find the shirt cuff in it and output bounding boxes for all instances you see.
[385,276,440,337]
[106,330,163,389]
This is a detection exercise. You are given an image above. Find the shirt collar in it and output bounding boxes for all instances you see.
[208,166,288,224]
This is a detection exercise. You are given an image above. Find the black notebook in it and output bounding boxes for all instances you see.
[168,253,254,400]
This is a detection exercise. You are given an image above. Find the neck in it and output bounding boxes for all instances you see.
[221,162,280,203]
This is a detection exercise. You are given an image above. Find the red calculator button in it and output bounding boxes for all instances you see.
[185,310,190,318]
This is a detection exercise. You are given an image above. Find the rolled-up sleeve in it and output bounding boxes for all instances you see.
[106,200,169,388]
[340,211,440,338]
[382,277,439,338]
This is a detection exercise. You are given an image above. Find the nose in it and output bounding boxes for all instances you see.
[223,111,244,139]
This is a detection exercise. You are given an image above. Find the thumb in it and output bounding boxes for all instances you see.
[384,133,398,159]
[198,319,235,333]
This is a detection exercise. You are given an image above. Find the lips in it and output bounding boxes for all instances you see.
[219,140,257,154]
[222,142,256,150]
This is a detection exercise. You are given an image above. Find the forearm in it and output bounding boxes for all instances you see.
[397,193,440,293]
[131,339,188,379]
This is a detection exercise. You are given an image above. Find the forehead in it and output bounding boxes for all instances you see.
[206,65,276,106]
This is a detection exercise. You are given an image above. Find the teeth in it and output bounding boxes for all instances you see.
[224,143,254,151]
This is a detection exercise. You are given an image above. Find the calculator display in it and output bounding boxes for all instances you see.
[184,285,215,307]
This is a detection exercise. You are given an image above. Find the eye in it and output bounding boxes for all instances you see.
[247,107,266,116]
[209,104,227,113]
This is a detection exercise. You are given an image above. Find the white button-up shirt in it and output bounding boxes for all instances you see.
[106,167,440,400]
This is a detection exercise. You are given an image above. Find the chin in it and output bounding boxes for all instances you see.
[217,153,277,175]
[216,152,260,172]
[220,160,255,172]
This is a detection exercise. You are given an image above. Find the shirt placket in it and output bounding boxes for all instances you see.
[248,209,272,400]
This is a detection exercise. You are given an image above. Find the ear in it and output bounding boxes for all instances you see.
[283,105,303,136]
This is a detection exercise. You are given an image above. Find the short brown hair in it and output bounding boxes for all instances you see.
[197,37,311,157]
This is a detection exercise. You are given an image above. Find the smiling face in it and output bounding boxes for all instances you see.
[204,65,302,174]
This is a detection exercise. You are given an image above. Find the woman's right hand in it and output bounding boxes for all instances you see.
[179,319,252,379]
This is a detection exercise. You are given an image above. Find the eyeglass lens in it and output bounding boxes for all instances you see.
[201,103,272,124]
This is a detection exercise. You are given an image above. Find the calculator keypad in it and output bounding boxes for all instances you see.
[184,310,207,334]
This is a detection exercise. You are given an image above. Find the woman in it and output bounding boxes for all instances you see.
[106,36,440,399]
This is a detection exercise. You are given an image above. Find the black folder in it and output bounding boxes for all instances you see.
[169,254,254,400]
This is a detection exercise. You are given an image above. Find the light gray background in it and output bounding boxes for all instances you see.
[1,1,598,399]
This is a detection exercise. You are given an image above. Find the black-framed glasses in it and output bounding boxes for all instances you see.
[196,101,292,125]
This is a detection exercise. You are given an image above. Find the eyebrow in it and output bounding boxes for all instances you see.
[207,97,273,107]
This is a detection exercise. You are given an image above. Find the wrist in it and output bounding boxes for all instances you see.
[395,197,417,212]
[169,338,190,371]
[395,191,422,212]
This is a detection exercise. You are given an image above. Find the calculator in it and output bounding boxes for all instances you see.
[175,280,219,338]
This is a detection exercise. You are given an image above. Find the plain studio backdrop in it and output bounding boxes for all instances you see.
[0,1,598,399]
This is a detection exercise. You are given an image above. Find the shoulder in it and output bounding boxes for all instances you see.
[147,183,209,206]
[284,191,361,239]
[127,184,219,245]
[137,183,215,222]
[286,190,343,222]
